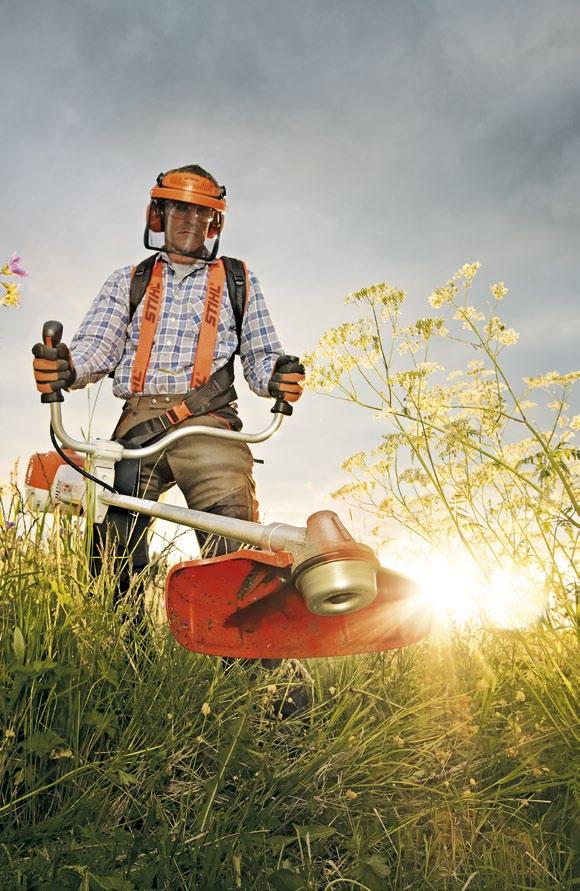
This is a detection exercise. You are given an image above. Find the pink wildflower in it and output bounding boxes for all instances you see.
[7,254,28,277]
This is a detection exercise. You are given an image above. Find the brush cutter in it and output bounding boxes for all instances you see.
[28,321,433,658]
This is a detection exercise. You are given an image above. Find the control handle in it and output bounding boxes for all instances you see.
[40,320,65,404]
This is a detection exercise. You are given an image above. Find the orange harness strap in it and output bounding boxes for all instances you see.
[130,259,164,393]
[130,258,226,398]
[190,260,226,388]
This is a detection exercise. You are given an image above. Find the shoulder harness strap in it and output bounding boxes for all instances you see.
[221,256,249,355]
[130,258,164,393]
[190,260,227,387]
[129,253,159,323]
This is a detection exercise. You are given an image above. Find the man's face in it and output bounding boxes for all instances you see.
[163,199,214,257]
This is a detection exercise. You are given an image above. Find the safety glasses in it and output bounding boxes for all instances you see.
[165,200,214,220]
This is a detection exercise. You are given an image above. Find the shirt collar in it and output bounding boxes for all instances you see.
[160,251,208,284]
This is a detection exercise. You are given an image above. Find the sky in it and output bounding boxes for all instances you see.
[1,0,579,551]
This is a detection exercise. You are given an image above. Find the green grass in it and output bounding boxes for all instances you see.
[0,493,577,890]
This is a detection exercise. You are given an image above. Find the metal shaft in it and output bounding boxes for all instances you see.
[100,491,307,554]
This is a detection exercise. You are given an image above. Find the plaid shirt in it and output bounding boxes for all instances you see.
[69,255,284,399]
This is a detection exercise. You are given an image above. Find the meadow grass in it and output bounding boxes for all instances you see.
[0,492,577,890]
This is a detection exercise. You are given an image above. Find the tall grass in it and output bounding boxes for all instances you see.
[0,488,577,890]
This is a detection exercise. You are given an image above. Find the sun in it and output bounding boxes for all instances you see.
[383,546,548,630]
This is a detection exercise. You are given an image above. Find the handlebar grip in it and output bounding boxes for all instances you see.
[40,320,65,404]
[271,398,293,416]
[274,354,304,375]
[269,354,303,415]
[278,360,303,374]
[43,320,63,349]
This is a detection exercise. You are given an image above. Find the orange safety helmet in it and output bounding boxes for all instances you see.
[145,170,227,239]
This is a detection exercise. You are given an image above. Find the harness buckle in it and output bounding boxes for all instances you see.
[166,402,192,425]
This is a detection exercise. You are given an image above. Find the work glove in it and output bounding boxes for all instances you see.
[32,341,76,395]
[268,354,305,403]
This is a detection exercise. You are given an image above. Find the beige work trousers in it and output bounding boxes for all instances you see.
[114,393,258,523]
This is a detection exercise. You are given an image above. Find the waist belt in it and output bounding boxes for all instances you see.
[117,359,239,448]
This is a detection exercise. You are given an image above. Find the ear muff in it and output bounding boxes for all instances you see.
[207,211,224,239]
[146,199,164,233]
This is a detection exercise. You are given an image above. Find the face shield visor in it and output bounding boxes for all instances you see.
[144,171,227,262]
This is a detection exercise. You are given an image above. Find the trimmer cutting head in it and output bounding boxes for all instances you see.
[166,549,432,658]
[290,511,380,616]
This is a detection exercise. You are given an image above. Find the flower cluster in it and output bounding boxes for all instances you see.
[307,262,578,607]
[346,282,406,310]
[428,261,481,308]
[491,282,508,300]
[454,306,486,328]
[484,315,519,346]
[398,317,448,353]
[1,253,27,308]
[524,370,580,391]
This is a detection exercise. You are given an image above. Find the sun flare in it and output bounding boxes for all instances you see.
[385,548,548,630]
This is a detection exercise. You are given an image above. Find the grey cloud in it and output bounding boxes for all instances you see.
[2,0,579,498]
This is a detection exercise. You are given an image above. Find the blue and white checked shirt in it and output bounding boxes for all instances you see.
[69,254,285,399]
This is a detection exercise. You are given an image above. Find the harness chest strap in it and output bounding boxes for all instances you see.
[130,259,227,399]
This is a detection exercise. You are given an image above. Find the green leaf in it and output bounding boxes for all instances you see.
[293,822,338,841]
[12,626,25,663]
[98,656,119,686]
[16,659,58,677]
[83,709,119,737]
[354,856,392,890]
[116,769,139,786]
[264,834,295,854]
[359,854,391,878]
[354,864,389,891]
[63,868,136,891]
[89,875,136,890]
[24,729,63,756]
[267,869,306,891]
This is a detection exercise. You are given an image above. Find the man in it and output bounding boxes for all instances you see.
[32,164,305,602]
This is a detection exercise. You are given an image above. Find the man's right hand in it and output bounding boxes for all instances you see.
[32,341,76,394]
[268,354,306,403]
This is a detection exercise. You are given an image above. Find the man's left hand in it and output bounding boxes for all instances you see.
[268,355,305,403]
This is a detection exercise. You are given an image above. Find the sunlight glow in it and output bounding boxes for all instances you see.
[385,548,548,630]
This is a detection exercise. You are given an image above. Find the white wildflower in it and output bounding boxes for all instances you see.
[416,361,444,376]
[341,451,368,473]
[491,282,508,300]
[498,328,519,346]
[453,261,481,286]
[467,360,486,374]
[429,282,458,308]
[524,370,580,390]
[347,282,405,309]
[453,306,485,328]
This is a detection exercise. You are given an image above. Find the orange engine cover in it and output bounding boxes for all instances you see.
[25,449,85,490]
[165,549,432,658]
